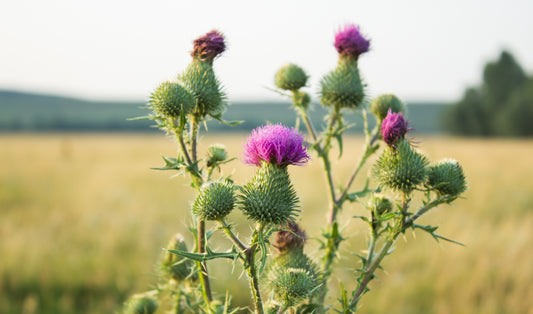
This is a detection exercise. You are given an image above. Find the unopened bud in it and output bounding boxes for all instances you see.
[149,81,194,119]
[372,139,429,194]
[123,295,158,314]
[275,221,307,253]
[275,64,308,91]
[427,159,467,197]
[370,94,406,121]
[193,180,235,221]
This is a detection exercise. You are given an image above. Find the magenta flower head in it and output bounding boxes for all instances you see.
[381,109,410,147]
[243,124,310,167]
[191,30,226,62]
[334,24,370,58]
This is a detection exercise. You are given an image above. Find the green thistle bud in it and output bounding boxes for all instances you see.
[193,180,235,221]
[271,268,317,303]
[320,57,365,109]
[427,159,467,197]
[149,81,194,118]
[368,195,393,216]
[370,94,406,121]
[239,163,300,225]
[206,144,228,167]
[161,234,195,282]
[123,295,158,314]
[268,251,319,304]
[372,139,429,194]
[292,91,311,110]
[180,60,226,117]
[275,63,308,91]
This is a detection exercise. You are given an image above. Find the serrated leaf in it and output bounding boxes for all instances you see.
[168,248,239,262]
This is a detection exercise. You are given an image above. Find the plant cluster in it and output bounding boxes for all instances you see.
[124,25,467,314]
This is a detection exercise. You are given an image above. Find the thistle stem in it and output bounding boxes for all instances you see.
[197,218,213,304]
[246,228,265,314]
[174,289,182,314]
[219,219,247,251]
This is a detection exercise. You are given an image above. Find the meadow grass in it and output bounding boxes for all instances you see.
[1,133,532,313]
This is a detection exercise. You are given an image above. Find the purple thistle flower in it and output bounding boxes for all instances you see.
[243,124,310,167]
[381,109,410,147]
[191,30,226,61]
[334,24,370,57]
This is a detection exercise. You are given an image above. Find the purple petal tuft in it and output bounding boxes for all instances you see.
[334,24,370,57]
[243,124,310,166]
[381,109,410,147]
[192,30,226,61]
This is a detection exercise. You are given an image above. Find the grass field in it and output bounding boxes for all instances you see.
[1,133,533,313]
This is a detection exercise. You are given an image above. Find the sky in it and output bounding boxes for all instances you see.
[1,0,532,103]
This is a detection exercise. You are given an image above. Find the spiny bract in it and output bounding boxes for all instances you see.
[320,58,365,109]
[239,163,299,225]
[427,159,467,197]
[149,81,194,118]
[193,180,235,221]
[372,139,429,193]
[370,94,406,121]
[275,63,308,91]
[180,60,226,117]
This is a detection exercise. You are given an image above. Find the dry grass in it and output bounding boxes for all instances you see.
[1,133,533,313]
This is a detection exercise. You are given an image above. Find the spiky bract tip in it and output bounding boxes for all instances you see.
[320,58,365,109]
[180,60,226,117]
[372,139,429,194]
[370,94,406,121]
[427,159,467,197]
[275,63,308,91]
[268,251,320,304]
[149,81,194,119]
[243,124,309,167]
[193,180,235,221]
[239,163,300,225]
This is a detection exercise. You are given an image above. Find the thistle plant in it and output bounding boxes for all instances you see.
[125,24,468,313]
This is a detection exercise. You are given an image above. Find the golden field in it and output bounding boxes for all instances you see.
[1,133,533,313]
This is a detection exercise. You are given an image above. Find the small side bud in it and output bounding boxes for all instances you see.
[292,91,310,110]
[370,94,406,121]
[206,144,228,167]
[275,64,308,91]
[275,221,307,253]
[123,295,158,314]
[368,195,393,216]
[193,180,235,221]
[427,159,467,197]
[161,234,195,282]
[372,139,429,194]
[149,81,194,119]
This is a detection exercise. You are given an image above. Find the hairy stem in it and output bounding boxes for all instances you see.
[219,219,247,251]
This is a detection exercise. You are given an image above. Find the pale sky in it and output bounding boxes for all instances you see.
[1,0,532,102]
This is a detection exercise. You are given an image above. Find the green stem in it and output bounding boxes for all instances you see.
[246,228,265,314]
[197,218,213,305]
[174,289,182,314]
[219,219,247,251]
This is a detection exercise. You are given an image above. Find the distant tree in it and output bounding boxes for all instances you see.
[444,50,533,136]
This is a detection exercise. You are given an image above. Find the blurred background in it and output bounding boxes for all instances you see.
[1,0,533,313]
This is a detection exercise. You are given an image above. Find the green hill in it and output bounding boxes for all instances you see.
[0,90,448,133]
